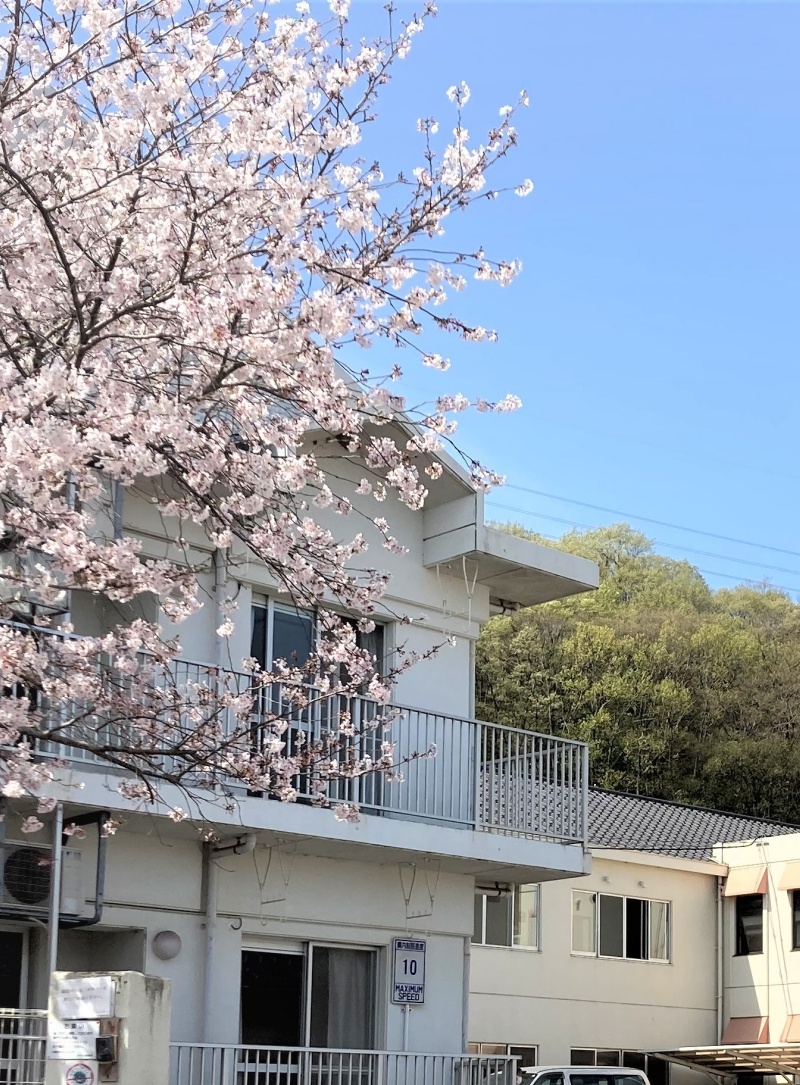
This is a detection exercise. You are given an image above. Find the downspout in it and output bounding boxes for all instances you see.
[202,835,255,1041]
[202,843,218,1044]
[112,480,124,541]
[716,875,724,1043]
[462,934,471,1053]
[47,804,64,976]
[213,549,226,671]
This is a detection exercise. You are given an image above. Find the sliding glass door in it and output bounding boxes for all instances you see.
[240,944,376,1051]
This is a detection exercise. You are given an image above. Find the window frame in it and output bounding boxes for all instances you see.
[468,1043,538,1065]
[473,885,540,950]
[571,890,671,964]
[570,1050,669,1085]
[792,890,800,952]
[241,940,377,1048]
[734,893,764,957]
[251,598,388,677]
[571,890,598,956]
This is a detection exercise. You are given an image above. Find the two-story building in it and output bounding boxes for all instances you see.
[651,829,800,1083]
[468,790,799,1083]
[0,447,599,1085]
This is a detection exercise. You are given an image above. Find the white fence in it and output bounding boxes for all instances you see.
[0,1010,47,1085]
[170,1043,517,1085]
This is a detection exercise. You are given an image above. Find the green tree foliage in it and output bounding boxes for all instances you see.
[477,523,800,822]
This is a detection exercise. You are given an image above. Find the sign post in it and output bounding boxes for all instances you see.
[391,937,426,1005]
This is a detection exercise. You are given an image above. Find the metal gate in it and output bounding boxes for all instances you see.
[0,1010,47,1085]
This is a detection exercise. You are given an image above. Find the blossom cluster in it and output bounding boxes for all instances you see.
[0,0,526,816]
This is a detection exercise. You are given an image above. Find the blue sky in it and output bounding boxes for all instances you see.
[343,1,800,592]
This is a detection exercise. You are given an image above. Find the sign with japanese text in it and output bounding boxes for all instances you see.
[392,937,426,1004]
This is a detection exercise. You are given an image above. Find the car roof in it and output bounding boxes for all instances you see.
[519,1068,648,1077]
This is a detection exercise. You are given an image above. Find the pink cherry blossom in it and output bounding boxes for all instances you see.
[0,0,527,819]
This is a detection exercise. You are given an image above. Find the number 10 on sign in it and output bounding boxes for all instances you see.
[392,938,426,1004]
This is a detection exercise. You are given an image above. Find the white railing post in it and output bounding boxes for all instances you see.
[473,722,483,830]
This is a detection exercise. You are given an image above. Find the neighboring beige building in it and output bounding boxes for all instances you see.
[469,790,799,1081]
[716,831,800,1048]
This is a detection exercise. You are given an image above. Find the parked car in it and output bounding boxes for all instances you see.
[518,1068,651,1085]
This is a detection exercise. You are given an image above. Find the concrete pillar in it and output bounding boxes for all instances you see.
[46,972,171,1085]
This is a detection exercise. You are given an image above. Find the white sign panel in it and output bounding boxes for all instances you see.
[392,937,426,1004]
[47,1020,100,1060]
[55,977,115,1020]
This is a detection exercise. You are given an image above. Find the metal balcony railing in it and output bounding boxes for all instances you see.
[170,1043,518,1085]
[2,621,587,843]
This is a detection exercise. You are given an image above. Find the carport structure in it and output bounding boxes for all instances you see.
[647,1045,800,1079]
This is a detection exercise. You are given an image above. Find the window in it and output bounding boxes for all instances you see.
[468,1044,538,1069]
[571,1051,620,1067]
[241,945,375,1049]
[251,602,386,677]
[735,894,763,956]
[572,891,670,963]
[572,891,597,955]
[509,1047,538,1067]
[599,896,624,958]
[249,601,387,807]
[251,601,315,673]
[571,1051,669,1085]
[793,891,800,951]
[473,886,540,949]
[649,901,670,962]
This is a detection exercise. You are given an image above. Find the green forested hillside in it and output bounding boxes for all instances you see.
[476,523,800,822]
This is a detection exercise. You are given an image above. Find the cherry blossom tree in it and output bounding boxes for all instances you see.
[0,0,528,821]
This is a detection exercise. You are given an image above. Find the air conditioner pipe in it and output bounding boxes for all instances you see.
[212,834,257,858]
[475,883,512,899]
[57,810,111,929]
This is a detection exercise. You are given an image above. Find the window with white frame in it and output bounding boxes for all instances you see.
[468,1043,538,1066]
[571,890,670,962]
[473,886,540,948]
[251,600,386,677]
[570,1049,669,1085]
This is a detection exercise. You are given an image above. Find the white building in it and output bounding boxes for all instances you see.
[468,790,799,1083]
[0,448,599,1085]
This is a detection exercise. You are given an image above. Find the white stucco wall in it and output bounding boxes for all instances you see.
[120,478,489,721]
[43,817,477,1054]
[469,853,720,1063]
[717,832,800,1043]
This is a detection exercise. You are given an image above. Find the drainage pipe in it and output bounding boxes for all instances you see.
[201,843,218,1043]
[47,804,64,977]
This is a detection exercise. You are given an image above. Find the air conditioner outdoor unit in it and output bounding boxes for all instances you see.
[0,841,83,917]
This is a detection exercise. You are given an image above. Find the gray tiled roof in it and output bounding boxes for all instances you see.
[588,788,800,860]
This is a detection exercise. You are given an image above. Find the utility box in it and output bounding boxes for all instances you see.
[46,972,171,1085]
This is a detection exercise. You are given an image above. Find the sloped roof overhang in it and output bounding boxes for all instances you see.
[645,1044,800,1078]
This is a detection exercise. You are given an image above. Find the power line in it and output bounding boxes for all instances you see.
[505,484,800,561]
[487,501,800,578]
[489,507,800,594]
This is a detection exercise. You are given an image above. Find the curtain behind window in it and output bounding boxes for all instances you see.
[310,947,373,1049]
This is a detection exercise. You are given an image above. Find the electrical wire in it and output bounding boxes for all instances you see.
[487,501,800,579]
[487,505,800,595]
[504,484,800,561]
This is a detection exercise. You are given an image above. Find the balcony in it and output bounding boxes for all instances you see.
[3,621,587,845]
[170,1043,518,1085]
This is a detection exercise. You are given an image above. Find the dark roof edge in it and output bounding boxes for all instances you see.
[590,786,800,833]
